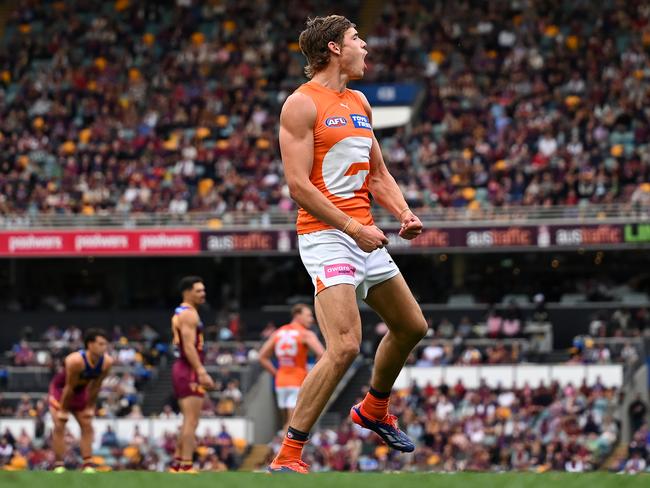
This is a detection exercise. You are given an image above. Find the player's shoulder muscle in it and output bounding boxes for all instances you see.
[352,89,373,121]
[64,352,84,373]
[280,91,317,134]
[177,308,199,329]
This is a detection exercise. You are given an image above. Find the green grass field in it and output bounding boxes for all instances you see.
[0,471,649,488]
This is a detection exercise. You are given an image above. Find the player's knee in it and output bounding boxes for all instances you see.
[412,315,428,341]
[336,339,360,364]
[393,314,428,344]
[183,415,199,430]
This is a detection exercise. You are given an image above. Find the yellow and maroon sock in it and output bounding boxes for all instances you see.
[179,459,193,471]
[360,386,390,420]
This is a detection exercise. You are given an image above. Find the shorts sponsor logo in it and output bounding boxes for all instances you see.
[324,263,356,278]
[350,114,371,130]
[325,116,348,128]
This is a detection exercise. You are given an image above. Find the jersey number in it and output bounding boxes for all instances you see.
[275,332,299,358]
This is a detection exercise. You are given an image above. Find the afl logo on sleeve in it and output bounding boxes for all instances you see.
[325,116,348,128]
[350,114,372,130]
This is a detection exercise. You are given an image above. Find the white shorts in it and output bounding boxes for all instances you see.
[275,386,300,409]
[298,229,400,300]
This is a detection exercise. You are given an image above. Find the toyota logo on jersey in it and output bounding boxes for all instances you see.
[325,116,348,128]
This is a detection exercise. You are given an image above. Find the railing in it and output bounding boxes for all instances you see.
[395,363,624,389]
[0,203,648,229]
[589,337,647,383]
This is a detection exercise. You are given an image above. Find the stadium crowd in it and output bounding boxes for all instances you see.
[0,0,356,217]
[365,0,650,210]
[0,0,649,218]
[608,420,649,474]
[269,379,622,472]
[0,422,245,471]
[1,323,251,418]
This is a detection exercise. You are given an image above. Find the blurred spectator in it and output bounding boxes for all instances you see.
[158,404,178,420]
[12,341,35,366]
[628,395,648,434]
[100,426,119,449]
[0,435,14,466]
[14,395,34,418]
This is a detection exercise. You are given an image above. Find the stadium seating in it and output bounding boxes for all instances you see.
[1,1,649,218]
[270,379,622,472]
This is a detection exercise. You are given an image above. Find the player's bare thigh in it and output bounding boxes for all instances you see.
[178,396,203,421]
[364,274,427,337]
[314,284,362,349]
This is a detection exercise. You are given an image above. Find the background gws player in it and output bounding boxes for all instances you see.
[259,303,324,431]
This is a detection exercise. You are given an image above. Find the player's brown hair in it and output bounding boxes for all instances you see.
[84,328,108,348]
[299,15,355,79]
[291,303,311,317]
[178,276,203,295]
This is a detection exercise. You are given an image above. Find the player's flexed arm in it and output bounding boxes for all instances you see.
[178,309,215,390]
[280,93,388,252]
[356,91,423,240]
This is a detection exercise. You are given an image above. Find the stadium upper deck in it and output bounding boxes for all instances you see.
[0,0,648,223]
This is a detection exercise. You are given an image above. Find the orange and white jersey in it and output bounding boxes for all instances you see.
[273,322,309,387]
[295,81,375,235]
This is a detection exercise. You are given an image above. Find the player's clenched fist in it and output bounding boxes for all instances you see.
[353,225,389,252]
[398,210,423,240]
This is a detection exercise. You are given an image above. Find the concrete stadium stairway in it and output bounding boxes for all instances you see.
[239,444,271,472]
[601,442,627,471]
[141,362,174,415]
